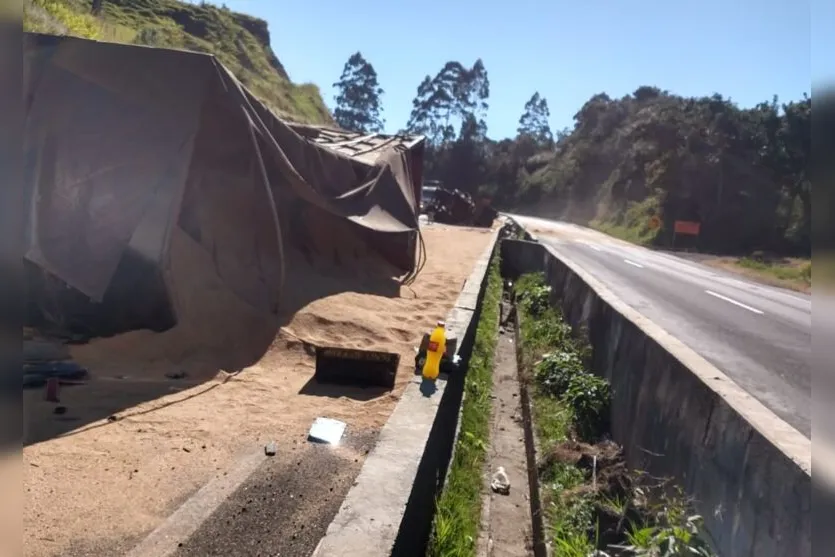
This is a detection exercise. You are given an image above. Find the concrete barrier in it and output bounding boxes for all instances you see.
[312,228,502,557]
[501,238,811,557]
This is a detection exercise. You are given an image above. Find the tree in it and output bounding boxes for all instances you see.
[399,58,810,257]
[405,59,491,193]
[405,60,489,146]
[778,96,811,251]
[633,85,663,103]
[405,72,456,145]
[332,52,385,133]
[517,92,553,147]
[513,88,812,254]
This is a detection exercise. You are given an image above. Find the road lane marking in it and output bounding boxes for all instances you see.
[624,259,644,268]
[588,244,602,252]
[705,290,764,315]
[721,277,811,305]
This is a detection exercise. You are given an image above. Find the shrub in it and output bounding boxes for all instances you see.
[536,350,585,397]
[518,283,552,317]
[528,316,573,347]
[563,372,610,440]
[32,0,101,39]
[801,262,811,282]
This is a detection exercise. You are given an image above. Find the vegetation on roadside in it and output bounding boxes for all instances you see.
[679,252,812,293]
[329,46,810,259]
[23,0,333,124]
[735,256,811,288]
[514,272,715,556]
[428,254,503,557]
[588,197,662,247]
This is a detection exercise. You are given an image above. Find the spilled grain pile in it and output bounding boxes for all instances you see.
[25,224,494,557]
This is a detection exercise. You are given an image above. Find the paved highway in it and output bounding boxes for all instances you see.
[511,215,812,438]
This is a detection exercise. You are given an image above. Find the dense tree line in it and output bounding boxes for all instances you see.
[332,54,811,256]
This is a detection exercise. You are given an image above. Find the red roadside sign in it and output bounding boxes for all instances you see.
[673,220,701,236]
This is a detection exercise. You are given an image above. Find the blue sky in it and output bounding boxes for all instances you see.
[217,0,813,139]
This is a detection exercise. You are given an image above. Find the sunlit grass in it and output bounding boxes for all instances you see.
[23,0,333,125]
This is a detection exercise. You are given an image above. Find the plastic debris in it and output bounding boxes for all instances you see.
[24,360,88,389]
[490,466,511,495]
[265,441,277,456]
[44,377,60,402]
[308,417,346,445]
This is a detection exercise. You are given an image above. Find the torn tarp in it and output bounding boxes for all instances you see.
[24,32,425,334]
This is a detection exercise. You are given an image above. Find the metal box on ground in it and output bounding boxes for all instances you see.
[314,346,400,390]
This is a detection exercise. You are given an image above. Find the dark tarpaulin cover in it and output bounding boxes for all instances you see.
[24,32,421,331]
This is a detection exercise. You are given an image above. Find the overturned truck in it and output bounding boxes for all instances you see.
[423,184,497,228]
[24,33,426,339]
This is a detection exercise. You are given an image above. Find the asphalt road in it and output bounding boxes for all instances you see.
[511,215,812,438]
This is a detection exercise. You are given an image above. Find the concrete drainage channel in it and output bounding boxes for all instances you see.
[499,222,811,557]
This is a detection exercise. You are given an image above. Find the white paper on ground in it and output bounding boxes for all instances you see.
[308,417,347,445]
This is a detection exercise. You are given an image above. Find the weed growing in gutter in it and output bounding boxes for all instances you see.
[428,253,503,557]
[514,272,715,557]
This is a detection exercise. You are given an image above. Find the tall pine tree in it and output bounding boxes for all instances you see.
[517,92,553,146]
[332,52,385,133]
[404,59,491,192]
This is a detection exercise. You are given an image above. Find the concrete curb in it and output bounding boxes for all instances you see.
[501,223,811,557]
[312,227,504,557]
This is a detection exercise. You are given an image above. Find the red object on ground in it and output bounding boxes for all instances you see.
[44,377,60,402]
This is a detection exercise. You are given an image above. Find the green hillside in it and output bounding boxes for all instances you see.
[24,0,334,125]
[514,90,810,255]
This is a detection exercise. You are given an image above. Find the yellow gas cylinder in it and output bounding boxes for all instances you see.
[422,320,447,381]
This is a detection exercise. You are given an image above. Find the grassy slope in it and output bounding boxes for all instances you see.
[24,0,333,125]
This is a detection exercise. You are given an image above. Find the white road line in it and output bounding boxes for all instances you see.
[705,290,764,315]
[721,277,811,305]
[624,259,644,268]
[588,245,602,252]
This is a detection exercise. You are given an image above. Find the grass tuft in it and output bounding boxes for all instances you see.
[737,256,811,285]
